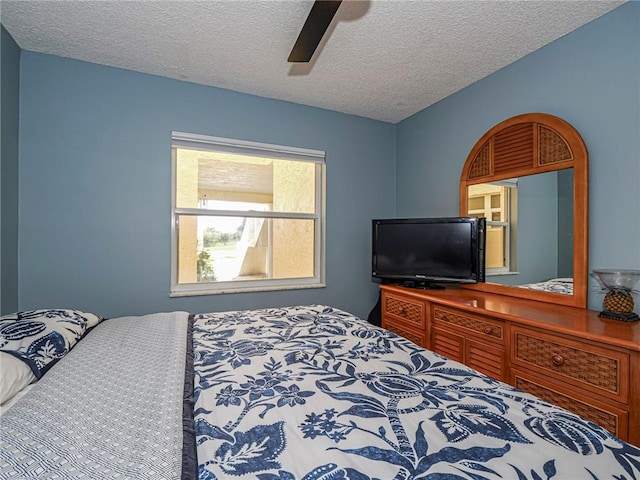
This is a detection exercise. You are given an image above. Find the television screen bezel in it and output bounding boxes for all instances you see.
[371,216,485,287]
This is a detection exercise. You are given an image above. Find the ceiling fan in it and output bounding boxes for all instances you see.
[288,1,343,63]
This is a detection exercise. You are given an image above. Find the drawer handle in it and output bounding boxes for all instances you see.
[398,306,406,315]
[483,326,493,335]
[551,354,565,367]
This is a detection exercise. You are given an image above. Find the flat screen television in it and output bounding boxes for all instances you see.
[372,217,486,288]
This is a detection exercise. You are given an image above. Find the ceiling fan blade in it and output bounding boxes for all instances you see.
[288,0,342,63]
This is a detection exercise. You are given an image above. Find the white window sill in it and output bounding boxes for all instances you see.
[486,271,520,277]
[169,282,327,297]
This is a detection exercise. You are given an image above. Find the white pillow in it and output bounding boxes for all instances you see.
[0,352,36,405]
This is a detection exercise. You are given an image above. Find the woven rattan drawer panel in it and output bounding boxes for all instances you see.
[433,306,503,342]
[511,326,629,402]
[385,322,424,347]
[513,372,626,439]
[384,294,425,329]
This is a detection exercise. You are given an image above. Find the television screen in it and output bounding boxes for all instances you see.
[372,217,485,287]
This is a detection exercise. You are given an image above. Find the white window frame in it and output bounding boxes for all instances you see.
[496,179,518,275]
[170,132,326,296]
[468,179,518,276]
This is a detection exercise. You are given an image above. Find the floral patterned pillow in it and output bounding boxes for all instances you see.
[0,309,102,379]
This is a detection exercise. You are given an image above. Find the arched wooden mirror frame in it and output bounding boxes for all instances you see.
[460,113,588,308]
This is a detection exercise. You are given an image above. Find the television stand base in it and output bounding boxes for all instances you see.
[402,280,445,290]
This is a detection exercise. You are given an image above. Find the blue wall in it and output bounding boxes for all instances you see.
[16,53,396,318]
[396,2,640,310]
[506,172,559,286]
[557,169,574,278]
[1,25,20,314]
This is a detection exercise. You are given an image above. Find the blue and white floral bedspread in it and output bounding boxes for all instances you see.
[192,305,640,480]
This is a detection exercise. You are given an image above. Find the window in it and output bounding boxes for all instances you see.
[468,179,518,275]
[171,132,325,296]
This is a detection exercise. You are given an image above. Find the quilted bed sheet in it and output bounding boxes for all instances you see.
[192,305,639,480]
[0,311,193,480]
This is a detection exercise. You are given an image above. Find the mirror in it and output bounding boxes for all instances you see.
[460,113,588,308]
[467,170,574,293]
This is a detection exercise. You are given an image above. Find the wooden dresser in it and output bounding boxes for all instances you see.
[380,284,640,446]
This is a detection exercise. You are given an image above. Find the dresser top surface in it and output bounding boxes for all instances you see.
[381,284,640,350]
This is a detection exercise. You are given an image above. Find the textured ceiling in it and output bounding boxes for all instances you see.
[0,0,625,123]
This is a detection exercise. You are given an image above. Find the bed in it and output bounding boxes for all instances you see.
[1,305,639,479]
[518,278,574,295]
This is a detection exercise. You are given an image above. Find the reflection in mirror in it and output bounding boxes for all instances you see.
[467,169,574,295]
[468,179,517,274]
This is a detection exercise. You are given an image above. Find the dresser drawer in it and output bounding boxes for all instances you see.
[466,339,505,381]
[385,321,425,347]
[431,326,464,363]
[383,293,426,330]
[511,326,630,403]
[432,306,504,343]
[512,370,628,441]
